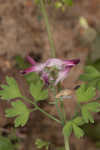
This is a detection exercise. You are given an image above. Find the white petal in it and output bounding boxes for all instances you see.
[46,58,64,69]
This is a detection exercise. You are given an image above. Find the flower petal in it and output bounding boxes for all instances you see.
[64,59,80,66]
[21,66,36,74]
[46,58,80,69]
[26,56,36,65]
[41,72,49,85]
[54,67,72,85]
[21,57,80,86]
[21,63,46,74]
[46,58,63,69]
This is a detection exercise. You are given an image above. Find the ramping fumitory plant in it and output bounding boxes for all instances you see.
[1,58,100,150]
[0,0,100,150]
[21,56,80,85]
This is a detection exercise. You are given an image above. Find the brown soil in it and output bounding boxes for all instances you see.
[0,0,100,150]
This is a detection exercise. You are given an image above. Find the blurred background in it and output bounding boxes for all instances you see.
[0,0,100,150]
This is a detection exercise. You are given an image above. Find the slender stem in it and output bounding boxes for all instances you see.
[64,134,70,150]
[59,98,70,150]
[40,0,56,58]
[22,96,61,124]
[30,108,37,112]
[55,98,65,126]
[50,86,70,149]
[51,87,64,125]
[60,99,66,125]
[35,105,61,124]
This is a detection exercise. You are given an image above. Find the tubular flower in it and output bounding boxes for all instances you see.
[21,56,46,74]
[46,58,80,69]
[54,66,72,85]
[21,56,80,85]
[27,55,36,65]
[41,72,50,85]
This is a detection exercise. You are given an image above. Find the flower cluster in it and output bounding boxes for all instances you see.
[21,56,80,85]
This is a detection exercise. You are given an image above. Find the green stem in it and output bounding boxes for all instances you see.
[50,86,70,149]
[35,104,61,124]
[64,134,70,150]
[22,96,61,124]
[55,98,65,126]
[51,87,64,125]
[40,0,56,58]
[60,99,66,125]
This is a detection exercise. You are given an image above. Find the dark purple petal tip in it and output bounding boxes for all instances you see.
[73,59,80,65]
[26,56,36,65]
[20,70,26,75]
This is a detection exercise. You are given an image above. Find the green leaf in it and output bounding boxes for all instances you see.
[63,120,85,139]
[0,136,14,150]
[30,80,48,102]
[80,66,100,81]
[87,79,100,91]
[25,72,41,85]
[72,124,84,138]
[88,79,99,89]
[86,102,100,112]
[73,117,85,126]
[79,66,100,90]
[5,100,30,127]
[63,121,72,137]
[35,139,49,150]
[81,102,100,123]
[0,77,22,100]
[92,59,100,71]
[81,107,94,123]
[76,84,96,103]
[63,0,73,6]
[97,81,100,90]
[15,55,30,69]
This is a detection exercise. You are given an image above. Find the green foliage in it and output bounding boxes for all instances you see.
[30,80,48,102]
[35,0,73,7]
[81,102,100,123]
[76,84,96,103]
[72,117,85,126]
[72,123,84,139]
[35,139,49,150]
[63,121,72,137]
[63,117,85,138]
[55,0,73,10]
[78,66,100,125]
[63,0,73,6]
[92,59,100,71]
[5,100,30,127]
[56,147,65,150]
[72,117,85,138]
[0,136,14,150]
[15,55,30,69]
[0,77,22,100]
[25,72,41,85]
[79,66,100,89]
[15,55,42,85]
[80,66,100,81]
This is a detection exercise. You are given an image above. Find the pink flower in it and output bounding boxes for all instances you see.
[21,56,80,85]
[21,56,46,74]
[46,58,80,69]
[54,66,72,85]
[41,72,50,85]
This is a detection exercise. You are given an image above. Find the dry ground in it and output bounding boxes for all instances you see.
[0,0,100,150]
